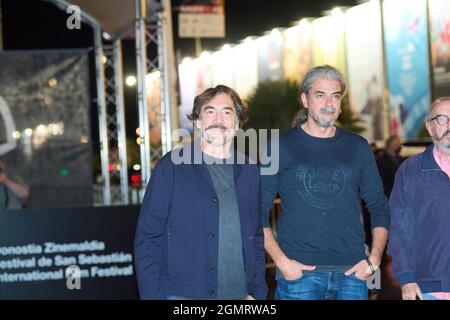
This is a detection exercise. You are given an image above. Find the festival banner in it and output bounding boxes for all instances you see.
[345,1,385,141]
[312,11,347,78]
[232,39,258,98]
[283,20,313,84]
[429,0,450,97]
[383,0,431,139]
[257,30,284,83]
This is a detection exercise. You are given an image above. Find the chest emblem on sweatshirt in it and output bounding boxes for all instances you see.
[296,165,349,209]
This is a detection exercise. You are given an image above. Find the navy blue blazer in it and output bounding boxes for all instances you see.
[134,141,267,299]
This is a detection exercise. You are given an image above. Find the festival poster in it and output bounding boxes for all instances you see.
[283,20,313,84]
[312,11,347,78]
[211,45,234,88]
[345,1,385,141]
[257,30,284,83]
[231,39,258,99]
[178,57,198,130]
[383,0,431,139]
[429,0,450,97]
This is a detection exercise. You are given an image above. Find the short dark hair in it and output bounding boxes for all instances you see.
[187,85,248,127]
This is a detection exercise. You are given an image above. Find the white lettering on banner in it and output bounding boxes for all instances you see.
[78,252,133,265]
[90,265,133,278]
[0,269,64,282]
[0,243,43,256]
[0,257,36,269]
[0,240,134,284]
[44,240,105,254]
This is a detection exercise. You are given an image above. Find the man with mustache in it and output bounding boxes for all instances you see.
[389,97,450,300]
[134,85,267,300]
[261,65,390,300]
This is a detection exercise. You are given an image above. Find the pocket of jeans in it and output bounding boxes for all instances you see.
[282,274,303,283]
[348,273,366,282]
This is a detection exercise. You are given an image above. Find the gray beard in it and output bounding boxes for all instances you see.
[435,141,450,155]
[308,108,336,129]
[433,130,450,155]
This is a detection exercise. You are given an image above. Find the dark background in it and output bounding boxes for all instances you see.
[0,205,140,299]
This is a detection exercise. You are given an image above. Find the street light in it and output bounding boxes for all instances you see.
[125,75,137,87]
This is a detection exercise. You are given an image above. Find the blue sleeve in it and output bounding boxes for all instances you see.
[388,163,417,286]
[134,155,174,299]
[260,139,279,229]
[359,141,390,230]
[250,168,268,300]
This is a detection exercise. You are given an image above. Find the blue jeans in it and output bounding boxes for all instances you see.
[166,295,191,300]
[275,271,368,300]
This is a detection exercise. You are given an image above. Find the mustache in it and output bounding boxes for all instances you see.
[205,124,227,131]
[438,129,450,139]
[320,107,337,114]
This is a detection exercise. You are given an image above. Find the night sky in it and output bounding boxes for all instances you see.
[2,0,361,56]
[173,0,360,57]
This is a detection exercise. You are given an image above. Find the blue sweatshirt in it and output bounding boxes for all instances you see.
[261,125,390,267]
[389,145,450,293]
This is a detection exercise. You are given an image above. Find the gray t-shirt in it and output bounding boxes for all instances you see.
[205,154,247,300]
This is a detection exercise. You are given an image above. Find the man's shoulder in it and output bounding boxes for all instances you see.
[279,127,298,139]
[397,152,423,173]
[277,127,299,147]
[155,150,177,166]
[337,127,367,145]
[337,128,372,157]
[158,142,199,166]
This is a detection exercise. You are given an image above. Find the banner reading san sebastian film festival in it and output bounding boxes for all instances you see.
[345,1,385,141]
[283,20,313,84]
[429,0,450,97]
[383,0,431,139]
[312,12,347,78]
[0,206,140,299]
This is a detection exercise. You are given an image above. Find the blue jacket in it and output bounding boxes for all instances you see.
[134,142,267,299]
[389,145,450,293]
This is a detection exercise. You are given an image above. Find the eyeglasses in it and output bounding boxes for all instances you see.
[429,114,450,126]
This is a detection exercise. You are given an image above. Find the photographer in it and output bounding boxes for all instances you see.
[0,161,29,209]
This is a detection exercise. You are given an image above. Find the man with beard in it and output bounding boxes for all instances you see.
[261,65,390,300]
[389,97,450,300]
[134,85,267,300]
